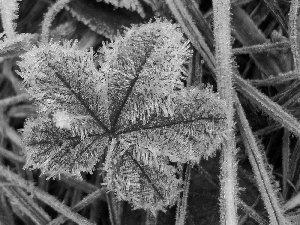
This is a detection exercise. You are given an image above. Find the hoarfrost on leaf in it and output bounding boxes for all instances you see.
[19,19,227,212]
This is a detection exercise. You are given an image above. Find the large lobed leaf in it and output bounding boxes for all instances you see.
[18,19,227,211]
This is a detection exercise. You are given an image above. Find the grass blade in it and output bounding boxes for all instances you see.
[234,74,300,138]
[47,189,106,225]
[235,94,291,225]
[0,165,96,225]
[1,183,51,225]
[282,129,290,199]
[288,0,300,73]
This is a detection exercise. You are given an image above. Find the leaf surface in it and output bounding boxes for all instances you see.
[23,116,108,178]
[19,20,227,211]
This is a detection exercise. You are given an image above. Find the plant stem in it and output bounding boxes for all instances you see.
[212,0,238,224]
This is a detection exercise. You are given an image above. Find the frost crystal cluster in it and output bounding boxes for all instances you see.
[18,19,227,212]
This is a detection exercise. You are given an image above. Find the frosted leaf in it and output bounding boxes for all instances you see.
[19,19,227,212]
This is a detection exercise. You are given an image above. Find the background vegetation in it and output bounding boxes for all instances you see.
[1,0,300,224]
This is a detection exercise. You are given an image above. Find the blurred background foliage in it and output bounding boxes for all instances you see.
[1,0,300,224]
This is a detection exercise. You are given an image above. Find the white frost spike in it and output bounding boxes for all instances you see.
[52,111,73,130]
